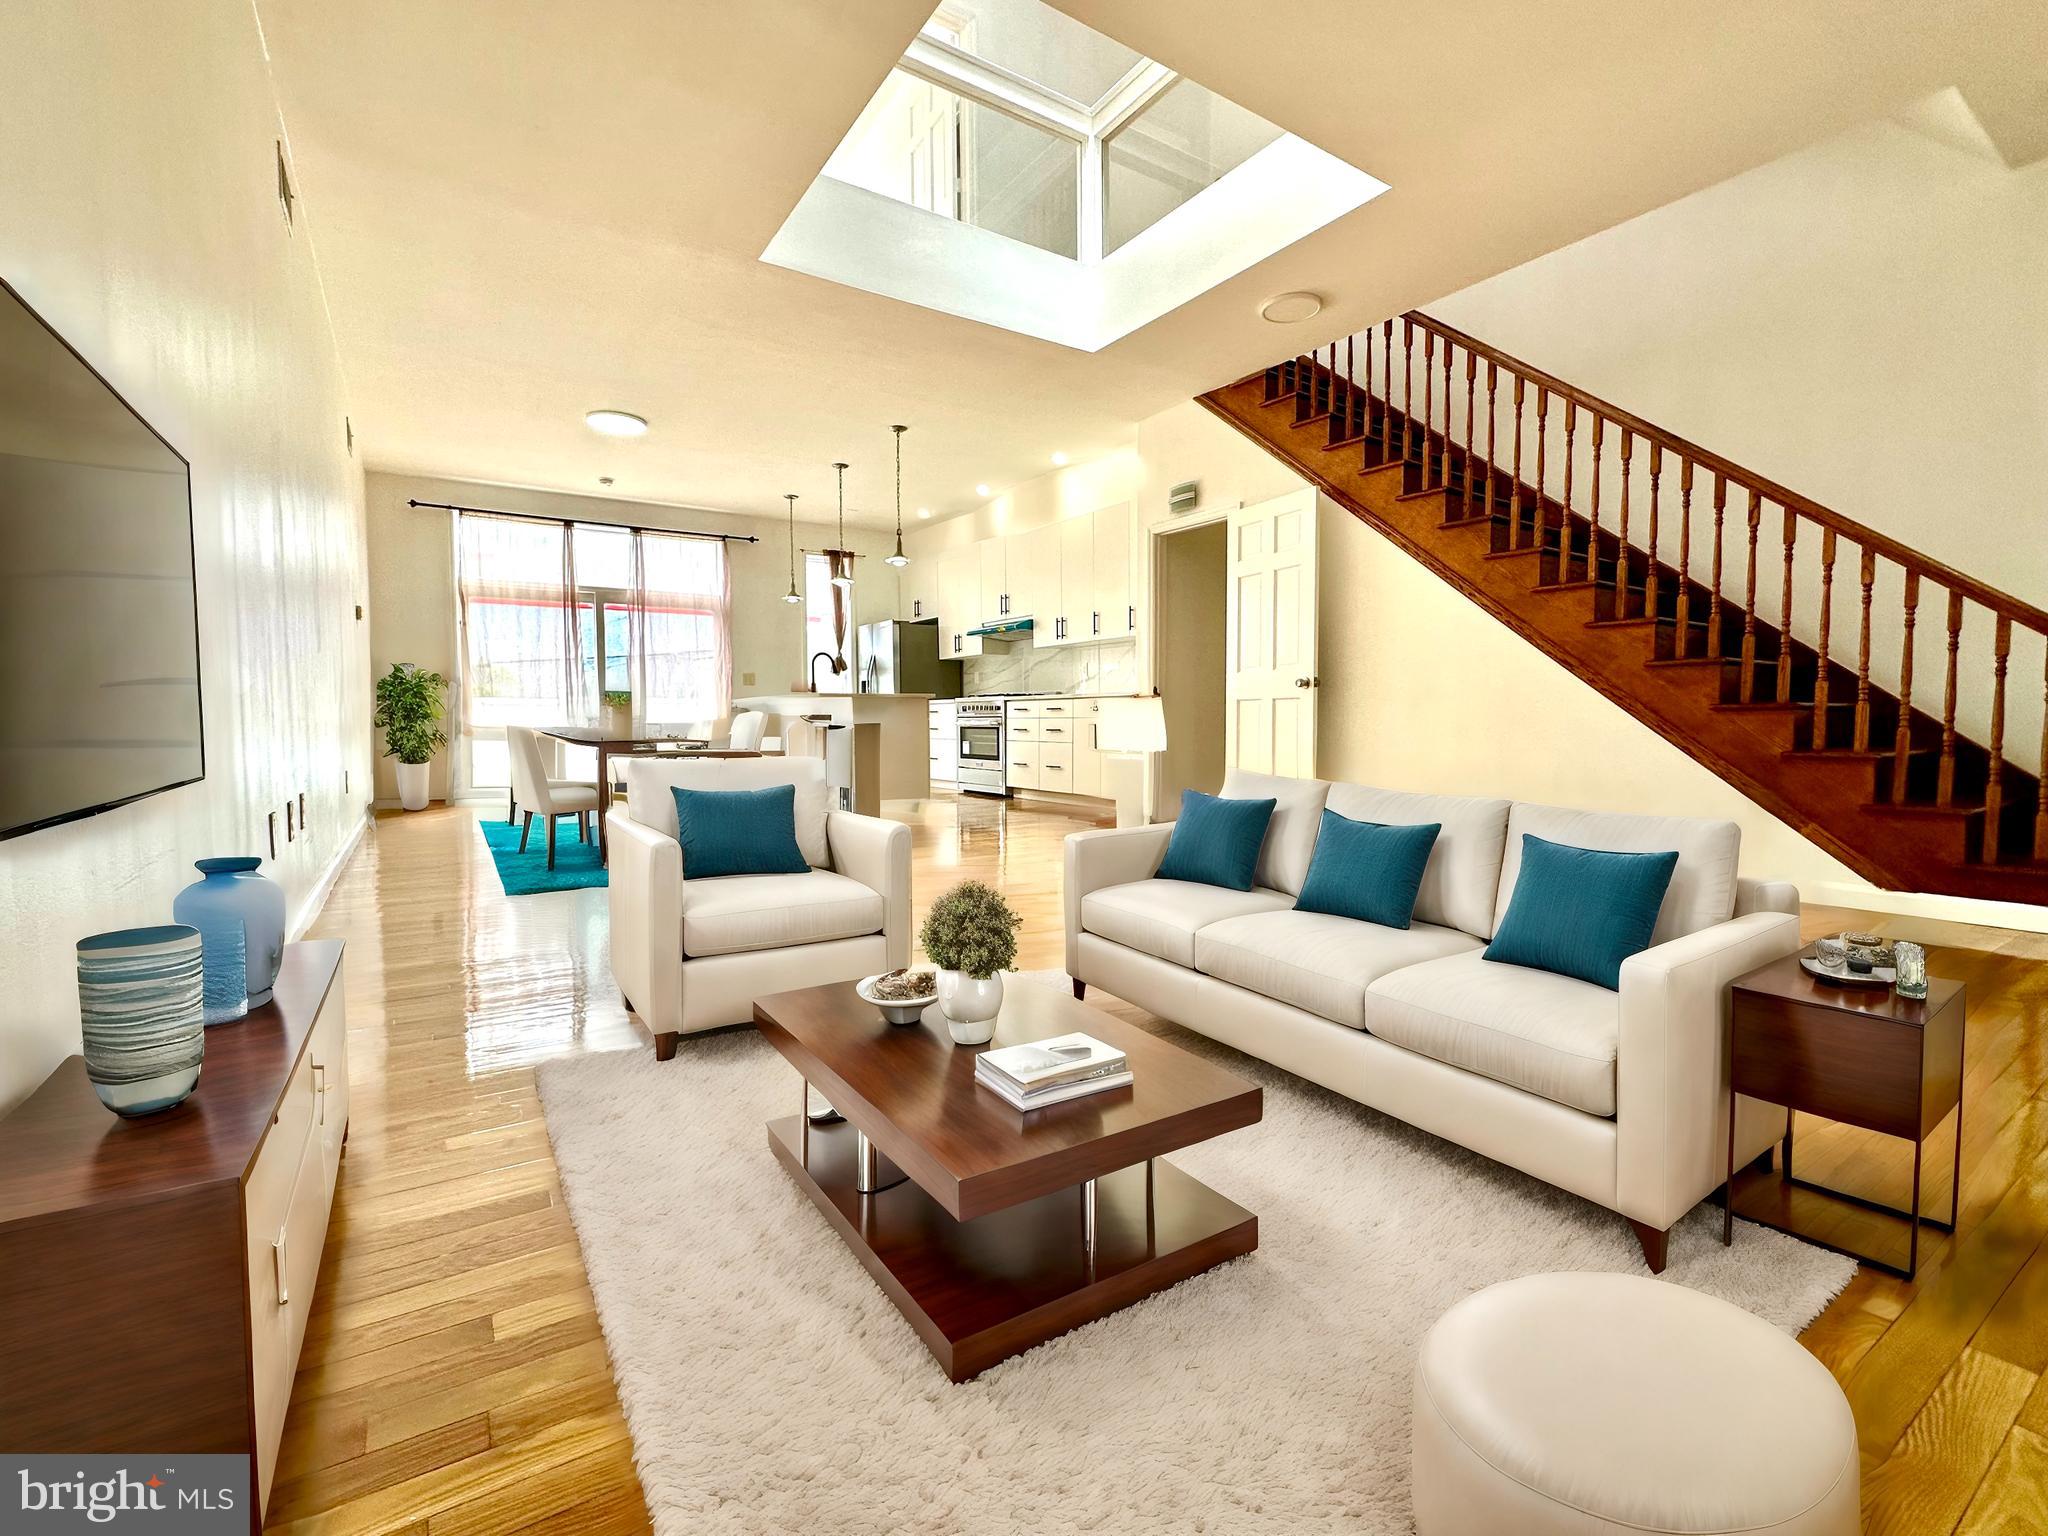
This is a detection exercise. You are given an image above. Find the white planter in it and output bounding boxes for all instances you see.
[603,700,633,738]
[936,970,1003,1045]
[396,760,431,812]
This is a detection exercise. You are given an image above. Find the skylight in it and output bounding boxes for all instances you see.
[765,0,1388,349]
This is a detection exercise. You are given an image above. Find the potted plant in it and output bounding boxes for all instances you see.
[917,879,1020,1044]
[601,688,633,738]
[373,662,449,811]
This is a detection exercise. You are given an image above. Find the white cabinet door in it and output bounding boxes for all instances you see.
[1052,514,1092,646]
[978,538,1008,625]
[1092,502,1133,640]
[1226,490,1317,777]
[905,556,939,623]
[1070,699,1103,796]
[937,545,983,659]
[1007,523,1060,624]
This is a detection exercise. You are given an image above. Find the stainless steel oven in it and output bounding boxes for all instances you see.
[956,698,1008,795]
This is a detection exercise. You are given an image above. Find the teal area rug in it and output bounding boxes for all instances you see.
[479,815,608,895]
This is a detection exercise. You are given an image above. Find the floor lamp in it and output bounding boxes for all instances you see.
[1097,696,1167,828]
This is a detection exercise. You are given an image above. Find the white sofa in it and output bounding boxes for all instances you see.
[608,755,910,1059]
[1064,770,1802,1271]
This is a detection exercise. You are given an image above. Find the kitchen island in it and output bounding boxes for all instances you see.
[734,692,937,801]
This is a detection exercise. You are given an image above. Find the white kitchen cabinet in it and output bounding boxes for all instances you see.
[1007,522,1060,625]
[937,545,983,659]
[1070,698,1104,796]
[1092,502,1133,641]
[904,556,939,624]
[1049,514,1093,646]
[978,538,1008,625]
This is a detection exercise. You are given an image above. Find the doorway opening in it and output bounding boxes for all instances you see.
[1154,519,1228,810]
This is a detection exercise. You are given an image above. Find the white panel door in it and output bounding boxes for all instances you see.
[1225,490,1317,777]
[1092,502,1133,640]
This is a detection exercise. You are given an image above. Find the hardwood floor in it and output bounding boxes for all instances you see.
[278,794,2048,1534]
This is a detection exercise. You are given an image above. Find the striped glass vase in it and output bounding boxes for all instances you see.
[77,924,206,1117]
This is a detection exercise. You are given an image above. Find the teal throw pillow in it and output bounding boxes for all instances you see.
[670,784,809,879]
[1154,790,1277,892]
[1483,833,1679,990]
[1294,809,1441,929]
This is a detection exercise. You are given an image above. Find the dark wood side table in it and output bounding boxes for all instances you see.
[1725,951,1964,1280]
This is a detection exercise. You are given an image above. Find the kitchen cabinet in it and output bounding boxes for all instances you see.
[936,545,983,659]
[1050,515,1093,646]
[1092,502,1134,641]
[978,539,1008,625]
[1006,522,1060,625]
[904,556,939,624]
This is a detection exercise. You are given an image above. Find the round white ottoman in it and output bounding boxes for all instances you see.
[1412,1273,1858,1536]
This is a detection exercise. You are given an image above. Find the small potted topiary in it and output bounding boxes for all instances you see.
[601,688,633,738]
[372,662,449,811]
[918,879,1021,1044]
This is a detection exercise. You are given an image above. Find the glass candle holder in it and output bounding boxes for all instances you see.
[1893,940,1928,1000]
[1815,936,1847,972]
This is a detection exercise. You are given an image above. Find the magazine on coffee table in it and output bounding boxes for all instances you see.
[977,1033,1127,1093]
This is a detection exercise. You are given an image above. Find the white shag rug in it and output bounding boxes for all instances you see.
[536,973,1854,1535]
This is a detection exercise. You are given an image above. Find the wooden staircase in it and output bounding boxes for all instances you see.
[1199,313,2048,906]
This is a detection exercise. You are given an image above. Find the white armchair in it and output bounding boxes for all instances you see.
[607,753,910,1059]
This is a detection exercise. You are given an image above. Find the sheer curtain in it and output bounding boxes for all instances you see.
[627,529,731,733]
[456,513,586,739]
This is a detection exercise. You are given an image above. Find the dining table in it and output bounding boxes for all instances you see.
[533,727,760,865]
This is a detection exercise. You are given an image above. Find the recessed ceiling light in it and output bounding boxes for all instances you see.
[975,484,991,498]
[916,507,931,519]
[1051,451,1069,467]
[1259,291,1323,324]
[584,409,648,437]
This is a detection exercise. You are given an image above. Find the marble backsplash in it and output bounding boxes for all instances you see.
[962,638,1141,697]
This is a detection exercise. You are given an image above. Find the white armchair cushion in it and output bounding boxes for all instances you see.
[1219,768,1330,896]
[1194,910,1482,1029]
[1079,879,1292,968]
[682,870,885,959]
[1494,802,1739,945]
[624,755,830,868]
[1324,784,1511,938]
[1365,949,1621,1116]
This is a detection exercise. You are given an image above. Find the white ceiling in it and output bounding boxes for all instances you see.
[255,0,2045,525]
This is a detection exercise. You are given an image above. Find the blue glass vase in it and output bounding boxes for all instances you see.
[173,857,287,1018]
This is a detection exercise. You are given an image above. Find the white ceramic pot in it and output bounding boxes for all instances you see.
[936,970,1003,1045]
[396,760,431,812]
[603,700,632,737]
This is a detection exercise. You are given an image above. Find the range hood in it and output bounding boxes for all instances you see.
[968,617,1035,637]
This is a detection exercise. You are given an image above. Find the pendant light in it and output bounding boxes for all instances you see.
[781,493,801,603]
[830,461,854,590]
[885,425,910,567]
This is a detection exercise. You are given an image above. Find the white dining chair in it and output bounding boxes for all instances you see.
[782,717,826,758]
[727,710,767,751]
[506,726,600,870]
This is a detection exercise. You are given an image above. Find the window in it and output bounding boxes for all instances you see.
[804,554,852,694]
[819,0,1282,263]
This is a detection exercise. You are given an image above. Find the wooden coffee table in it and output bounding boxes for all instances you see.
[753,979,1262,1381]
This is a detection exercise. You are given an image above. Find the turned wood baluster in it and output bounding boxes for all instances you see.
[2036,649,2048,859]
[1893,572,1920,802]
[1645,443,1664,621]
[1616,429,1633,613]
[1510,377,1526,547]
[1675,460,1694,659]
[1441,336,1454,494]
[1363,327,1374,438]
[1483,363,1498,515]
[1533,387,1549,562]
[1560,401,1577,579]
[1985,615,2012,853]
[1811,529,1837,743]
[1403,320,1416,467]
[1588,416,1604,599]
[1740,489,1761,702]
[1382,319,1394,440]
[1853,550,1876,751]
[1709,476,1727,660]
[1937,591,1963,806]
[1776,509,1798,705]
[1422,330,1436,485]
[1462,353,1477,519]
[1344,335,1355,437]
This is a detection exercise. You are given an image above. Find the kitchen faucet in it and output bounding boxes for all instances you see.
[810,650,844,692]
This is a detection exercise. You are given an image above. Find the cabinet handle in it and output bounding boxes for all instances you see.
[1046,726,1063,734]
[274,1229,289,1305]
[1047,763,1064,772]
[1128,605,1135,630]
[313,1063,326,1125]
[1092,611,1100,634]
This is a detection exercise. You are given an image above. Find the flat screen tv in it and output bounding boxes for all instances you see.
[0,278,203,840]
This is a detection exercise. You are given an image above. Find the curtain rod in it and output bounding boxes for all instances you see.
[408,498,760,544]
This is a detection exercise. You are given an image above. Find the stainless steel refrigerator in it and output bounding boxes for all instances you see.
[858,620,964,696]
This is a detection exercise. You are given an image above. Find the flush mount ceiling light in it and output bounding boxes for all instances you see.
[830,462,854,589]
[917,507,931,519]
[782,493,802,603]
[1259,291,1323,324]
[885,426,910,567]
[584,409,648,437]
[975,483,991,498]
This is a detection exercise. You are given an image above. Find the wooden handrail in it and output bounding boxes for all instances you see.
[1407,312,2048,635]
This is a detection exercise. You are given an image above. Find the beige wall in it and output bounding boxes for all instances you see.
[365,472,902,800]
[1156,521,1228,807]
[0,0,373,1113]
